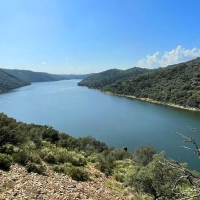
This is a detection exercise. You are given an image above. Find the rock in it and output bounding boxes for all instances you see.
[67,185,76,189]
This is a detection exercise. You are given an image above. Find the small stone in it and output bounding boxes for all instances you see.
[13,192,18,196]
[67,185,76,189]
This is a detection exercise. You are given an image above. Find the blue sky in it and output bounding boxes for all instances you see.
[0,0,200,74]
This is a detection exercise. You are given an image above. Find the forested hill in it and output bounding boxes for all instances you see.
[2,69,69,83]
[0,70,30,92]
[78,58,200,109]
[78,67,149,89]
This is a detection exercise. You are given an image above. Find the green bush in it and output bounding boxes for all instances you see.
[113,160,135,183]
[0,144,15,155]
[52,162,72,174]
[133,145,156,166]
[30,153,42,164]
[12,151,30,166]
[0,153,13,170]
[69,167,88,181]
[87,154,99,163]
[43,152,57,164]
[114,172,125,182]
[25,162,46,175]
[52,163,88,181]
[125,152,186,200]
[70,156,87,166]
[96,149,132,176]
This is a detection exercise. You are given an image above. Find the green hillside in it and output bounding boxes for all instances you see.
[0,70,30,92]
[78,67,149,89]
[79,58,200,110]
[2,69,69,83]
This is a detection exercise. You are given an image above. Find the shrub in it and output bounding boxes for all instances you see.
[52,163,88,181]
[43,152,57,164]
[113,160,135,183]
[70,155,87,166]
[114,172,125,182]
[87,154,99,163]
[52,162,72,174]
[30,153,42,164]
[0,153,13,170]
[12,151,30,166]
[125,152,186,200]
[26,162,46,175]
[69,167,88,181]
[0,144,15,155]
[133,145,156,167]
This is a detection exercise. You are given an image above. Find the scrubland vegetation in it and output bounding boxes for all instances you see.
[0,113,200,199]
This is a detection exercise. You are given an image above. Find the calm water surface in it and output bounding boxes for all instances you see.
[1,80,200,170]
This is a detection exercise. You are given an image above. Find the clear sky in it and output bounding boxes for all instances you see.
[0,0,200,74]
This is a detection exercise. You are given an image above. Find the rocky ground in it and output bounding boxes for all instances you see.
[0,163,140,200]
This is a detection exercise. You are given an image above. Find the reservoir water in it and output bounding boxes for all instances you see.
[0,79,200,170]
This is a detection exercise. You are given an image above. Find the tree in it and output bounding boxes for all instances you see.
[126,152,186,200]
[165,129,200,199]
[133,145,156,166]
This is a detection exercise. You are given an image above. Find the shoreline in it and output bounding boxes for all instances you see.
[102,91,200,112]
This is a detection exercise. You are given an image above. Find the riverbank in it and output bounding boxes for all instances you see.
[103,91,200,112]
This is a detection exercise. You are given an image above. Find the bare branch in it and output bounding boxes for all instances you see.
[175,131,200,159]
[187,126,200,133]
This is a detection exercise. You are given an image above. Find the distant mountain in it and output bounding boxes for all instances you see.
[2,69,69,83]
[60,74,93,79]
[0,69,30,92]
[79,58,200,109]
[78,67,150,89]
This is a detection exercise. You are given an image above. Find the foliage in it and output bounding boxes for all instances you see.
[76,135,109,154]
[78,67,149,89]
[133,145,156,167]
[69,166,89,181]
[79,57,200,109]
[1,112,200,199]
[0,69,30,92]
[26,162,46,175]
[0,144,15,155]
[40,144,87,166]
[165,129,200,199]
[125,152,188,200]
[2,69,69,83]
[0,153,13,170]
[52,163,88,181]
[96,149,132,176]
[113,160,135,183]
[12,151,31,166]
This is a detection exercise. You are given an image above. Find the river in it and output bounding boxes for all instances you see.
[0,79,200,170]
